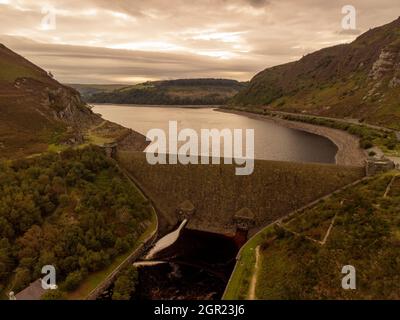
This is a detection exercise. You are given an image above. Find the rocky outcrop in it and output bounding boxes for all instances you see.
[369,49,397,81]
[14,76,99,128]
[0,44,149,158]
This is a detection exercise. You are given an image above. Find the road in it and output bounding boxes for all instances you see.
[248,246,260,300]
[269,110,399,135]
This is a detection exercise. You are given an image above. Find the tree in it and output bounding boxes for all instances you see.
[41,289,66,300]
[12,267,31,292]
[62,270,84,291]
[0,146,152,295]
[0,238,13,282]
[112,266,138,300]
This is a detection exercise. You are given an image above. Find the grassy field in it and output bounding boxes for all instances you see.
[0,52,48,83]
[0,60,38,82]
[223,225,275,300]
[225,171,400,300]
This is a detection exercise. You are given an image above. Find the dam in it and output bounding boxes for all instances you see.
[117,150,364,236]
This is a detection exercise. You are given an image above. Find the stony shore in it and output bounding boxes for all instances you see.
[218,109,367,167]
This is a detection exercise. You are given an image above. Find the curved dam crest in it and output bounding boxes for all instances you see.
[117,151,364,235]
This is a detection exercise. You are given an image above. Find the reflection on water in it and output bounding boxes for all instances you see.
[93,105,338,164]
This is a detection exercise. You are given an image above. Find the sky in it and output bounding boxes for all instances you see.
[0,0,399,84]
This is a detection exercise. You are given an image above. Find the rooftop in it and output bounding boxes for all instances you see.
[15,279,46,300]
[177,200,195,212]
[234,207,255,220]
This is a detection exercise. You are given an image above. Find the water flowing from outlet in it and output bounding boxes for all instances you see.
[144,219,187,260]
[133,261,167,267]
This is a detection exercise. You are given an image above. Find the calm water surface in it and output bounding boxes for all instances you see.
[93,105,337,164]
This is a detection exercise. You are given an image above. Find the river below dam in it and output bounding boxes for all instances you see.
[135,227,241,300]
[93,105,338,164]
[98,225,242,300]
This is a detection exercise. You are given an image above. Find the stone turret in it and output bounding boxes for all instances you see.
[366,156,395,176]
[101,142,118,158]
[176,200,195,221]
[233,207,255,231]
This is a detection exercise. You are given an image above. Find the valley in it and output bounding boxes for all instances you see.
[1,12,400,303]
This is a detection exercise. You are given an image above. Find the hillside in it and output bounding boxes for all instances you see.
[0,46,154,300]
[226,172,400,300]
[0,146,154,299]
[230,18,400,129]
[0,45,147,159]
[84,79,246,105]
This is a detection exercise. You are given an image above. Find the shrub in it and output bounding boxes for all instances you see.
[112,266,138,300]
[62,270,85,291]
[385,141,396,150]
[41,289,66,300]
[360,139,373,149]
[274,225,286,239]
[12,267,31,292]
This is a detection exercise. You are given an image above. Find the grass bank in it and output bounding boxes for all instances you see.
[224,171,400,300]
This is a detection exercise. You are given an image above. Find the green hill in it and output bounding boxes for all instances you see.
[230,18,400,129]
[0,46,154,300]
[226,172,400,300]
[0,45,147,159]
[0,44,101,158]
[84,79,246,105]
[0,146,154,298]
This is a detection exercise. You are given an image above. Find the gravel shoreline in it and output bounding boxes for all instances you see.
[218,109,367,167]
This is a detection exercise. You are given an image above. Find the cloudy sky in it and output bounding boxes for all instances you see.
[0,0,398,84]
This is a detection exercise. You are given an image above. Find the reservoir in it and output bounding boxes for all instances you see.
[93,105,337,164]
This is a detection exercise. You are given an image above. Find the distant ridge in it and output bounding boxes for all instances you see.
[77,78,247,105]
